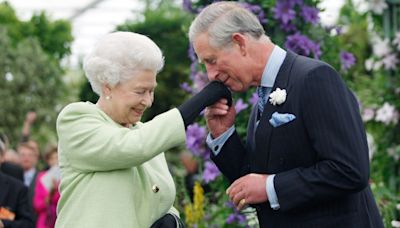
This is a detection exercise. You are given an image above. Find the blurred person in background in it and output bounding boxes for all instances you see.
[0,137,35,228]
[0,133,23,182]
[17,141,40,223]
[21,111,37,143]
[55,31,231,228]
[3,149,21,166]
[33,145,60,228]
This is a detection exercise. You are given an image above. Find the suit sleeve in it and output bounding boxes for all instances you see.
[57,105,186,172]
[274,65,369,211]
[2,185,34,228]
[210,131,250,182]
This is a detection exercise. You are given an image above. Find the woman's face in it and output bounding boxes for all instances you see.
[47,151,58,168]
[107,70,157,125]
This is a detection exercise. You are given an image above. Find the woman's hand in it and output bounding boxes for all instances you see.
[178,81,232,128]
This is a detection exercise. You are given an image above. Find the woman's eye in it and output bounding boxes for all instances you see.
[135,91,145,95]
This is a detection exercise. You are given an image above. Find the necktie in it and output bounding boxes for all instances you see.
[257,86,269,114]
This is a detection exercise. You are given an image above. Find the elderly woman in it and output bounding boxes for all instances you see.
[55,32,230,228]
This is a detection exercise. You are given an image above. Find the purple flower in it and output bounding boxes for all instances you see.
[182,0,197,13]
[301,6,320,25]
[193,72,209,92]
[226,214,236,224]
[186,123,208,158]
[203,161,220,183]
[249,92,258,106]
[235,99,249,113]
[188,43,197,62]
[225,206,247,225]
[289,0,304,5]
[180,82,193,93]
[285,33,321,59]
[340,51,356,71]
[280,22,297,32]
[273,1,296,25]
[240,3,268,24]
[311,42,322,59]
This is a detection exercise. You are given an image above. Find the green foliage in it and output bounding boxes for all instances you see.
[0,29,65,146]
[0,2,73,61]
[0,2,73,148]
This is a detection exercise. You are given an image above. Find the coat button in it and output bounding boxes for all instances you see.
[152,185,159,193]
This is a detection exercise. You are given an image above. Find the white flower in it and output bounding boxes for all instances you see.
[370,0,387,15]
[372,37,391,58]
[392,220,400,228]
[5,72,13,81]
[397,204,400,210]
[362,108,375,122]
[375,102,399,125]
[269,88,287,106]
[366,133,375,161]
[365,58,374,71]
[393,32,400,51]
[382,53,399,70]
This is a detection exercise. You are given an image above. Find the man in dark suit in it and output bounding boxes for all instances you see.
[0,162,24,182]
[0,139,34,228]
[188,2,384,227]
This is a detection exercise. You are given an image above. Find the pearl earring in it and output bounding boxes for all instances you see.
[105,96,110,100]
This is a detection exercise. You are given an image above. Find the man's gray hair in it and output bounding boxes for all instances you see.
[189,1,266,48]
[83,32,164,96]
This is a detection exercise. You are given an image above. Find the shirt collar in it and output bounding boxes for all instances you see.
[260,45,287,88]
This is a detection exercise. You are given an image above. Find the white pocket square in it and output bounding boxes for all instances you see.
[269,112,296,127]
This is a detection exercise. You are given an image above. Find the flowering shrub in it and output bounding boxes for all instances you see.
[180,0,399,227]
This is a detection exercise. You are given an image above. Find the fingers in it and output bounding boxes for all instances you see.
[227,176,248,210]
[205,100,230,117]
[226,174,269,210]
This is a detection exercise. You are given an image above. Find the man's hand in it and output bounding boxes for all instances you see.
[226,173,269,210]
[205,99,236,138]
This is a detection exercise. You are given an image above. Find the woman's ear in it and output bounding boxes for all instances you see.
[232,33,247,56]
[102,83,112,97]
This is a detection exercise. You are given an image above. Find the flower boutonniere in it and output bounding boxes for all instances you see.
[269,88,287,106]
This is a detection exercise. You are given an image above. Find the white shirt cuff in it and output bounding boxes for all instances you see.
[266,174,280,210]
[206,126,235,156]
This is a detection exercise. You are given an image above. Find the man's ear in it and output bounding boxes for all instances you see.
[232,33,247,56]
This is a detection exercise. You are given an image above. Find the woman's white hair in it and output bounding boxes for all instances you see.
[189,1,266,48]
[83,32,164,96]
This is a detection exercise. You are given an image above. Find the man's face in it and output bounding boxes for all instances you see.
[193,33,253,92]
[18,146,38,171]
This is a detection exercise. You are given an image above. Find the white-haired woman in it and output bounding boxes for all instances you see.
[55,32,231,228]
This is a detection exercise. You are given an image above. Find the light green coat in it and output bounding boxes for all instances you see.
[55,102,185,228]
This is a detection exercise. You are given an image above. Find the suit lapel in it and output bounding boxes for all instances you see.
[253,51,297,172]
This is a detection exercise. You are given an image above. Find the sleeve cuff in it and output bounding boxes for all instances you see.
[267,174,280,210]
[206,126,235,156]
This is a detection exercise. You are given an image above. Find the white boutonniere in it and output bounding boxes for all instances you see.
[269,88,287,106]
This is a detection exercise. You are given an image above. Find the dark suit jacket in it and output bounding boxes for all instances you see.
[0,162,24,182]
[0,172,34,228]
[211,51,384,228]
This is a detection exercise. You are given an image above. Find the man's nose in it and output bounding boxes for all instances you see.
[206,66,218,81]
